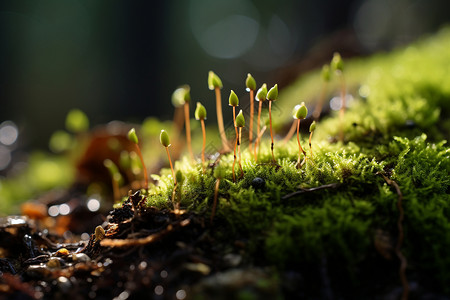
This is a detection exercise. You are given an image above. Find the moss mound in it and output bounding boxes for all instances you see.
[142,28,450,296]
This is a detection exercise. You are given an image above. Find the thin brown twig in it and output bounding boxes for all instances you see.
[101,219,191,248]
[378,172,409,300]
[282,183,341,200]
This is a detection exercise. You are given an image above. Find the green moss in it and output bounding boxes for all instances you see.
[142,28,450,293]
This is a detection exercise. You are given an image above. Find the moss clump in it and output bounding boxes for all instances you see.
[138,28,450,295]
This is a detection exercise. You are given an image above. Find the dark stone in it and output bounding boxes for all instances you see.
[251,177,265,190]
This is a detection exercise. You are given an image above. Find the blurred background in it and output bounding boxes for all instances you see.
[1,0,450,154]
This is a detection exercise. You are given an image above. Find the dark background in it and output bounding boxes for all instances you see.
[1,0,450,150]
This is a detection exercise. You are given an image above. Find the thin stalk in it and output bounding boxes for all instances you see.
[269,100,276,163]
[201,119,206,173]
[165,147,177,186]
[312,81,328,120]
[309,131,314,157]
[339,73,346,142]
[282,120,297,145]
[296,119,306,166]
[254,101,263,161]
[210,178,220,224]
[249,89,254,151]
[134,144,148,189]
[184,103,194,160]
[232,107,237,182]
[215,88,231,152]
[238,127,243,178]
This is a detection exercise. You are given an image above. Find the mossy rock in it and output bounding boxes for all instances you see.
[144,28,450,297]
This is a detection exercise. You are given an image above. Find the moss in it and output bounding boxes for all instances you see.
[139,28,450,293]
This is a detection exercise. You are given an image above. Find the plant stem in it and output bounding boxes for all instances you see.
[215,87,231,152]
[269,100,276,163]
[134,144,148,189]
[282,120,297,145]
[165,147,177,185]
[255,101,263,161]
[309,131,314,158]
[249,89,254,152]
[238,127,243,178]
[296,119,306,167]
[312,81,328,121]
[339,73,346,142]
[210,178,220,224]
[201,119,206,173]
[232,107,237,182]
[184,103,194,160]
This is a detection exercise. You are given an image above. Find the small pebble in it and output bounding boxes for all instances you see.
[47,257,61,269]
[72,253,91,263]
[57,276,71,293]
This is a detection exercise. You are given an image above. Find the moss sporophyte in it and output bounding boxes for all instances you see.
[208,71,231,152]
[235,110,245,179]
[229,90,240,182]
[103,159,123,202]
[160,130,177,186]
[312,64,331,120]
[176,85,194,161]
[266,84,279,164]
[127,128,148,189]
[309,121,316,157]
[293,103,308,168]
[254,83,268,161]
[246,73,256,152]
[195,102,207,173]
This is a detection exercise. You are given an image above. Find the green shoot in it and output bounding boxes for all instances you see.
[128,128,148,189]
[331,53,346,141]
[209,71,231,152]
[160,129,177,186]
[294,103,308,168]
[195,102,207,173]
[229,90,239,182]
[235,110,245,179]
[309,121,316,157]
[246,73,256,152]
[254,83,267,161]
[266,84,279,163]
[103,159,124,202]
[312,64,331,120]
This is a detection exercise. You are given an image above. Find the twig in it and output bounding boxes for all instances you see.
[100,219,190,248]
[377,172,409,300]
[282,183,341,200]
